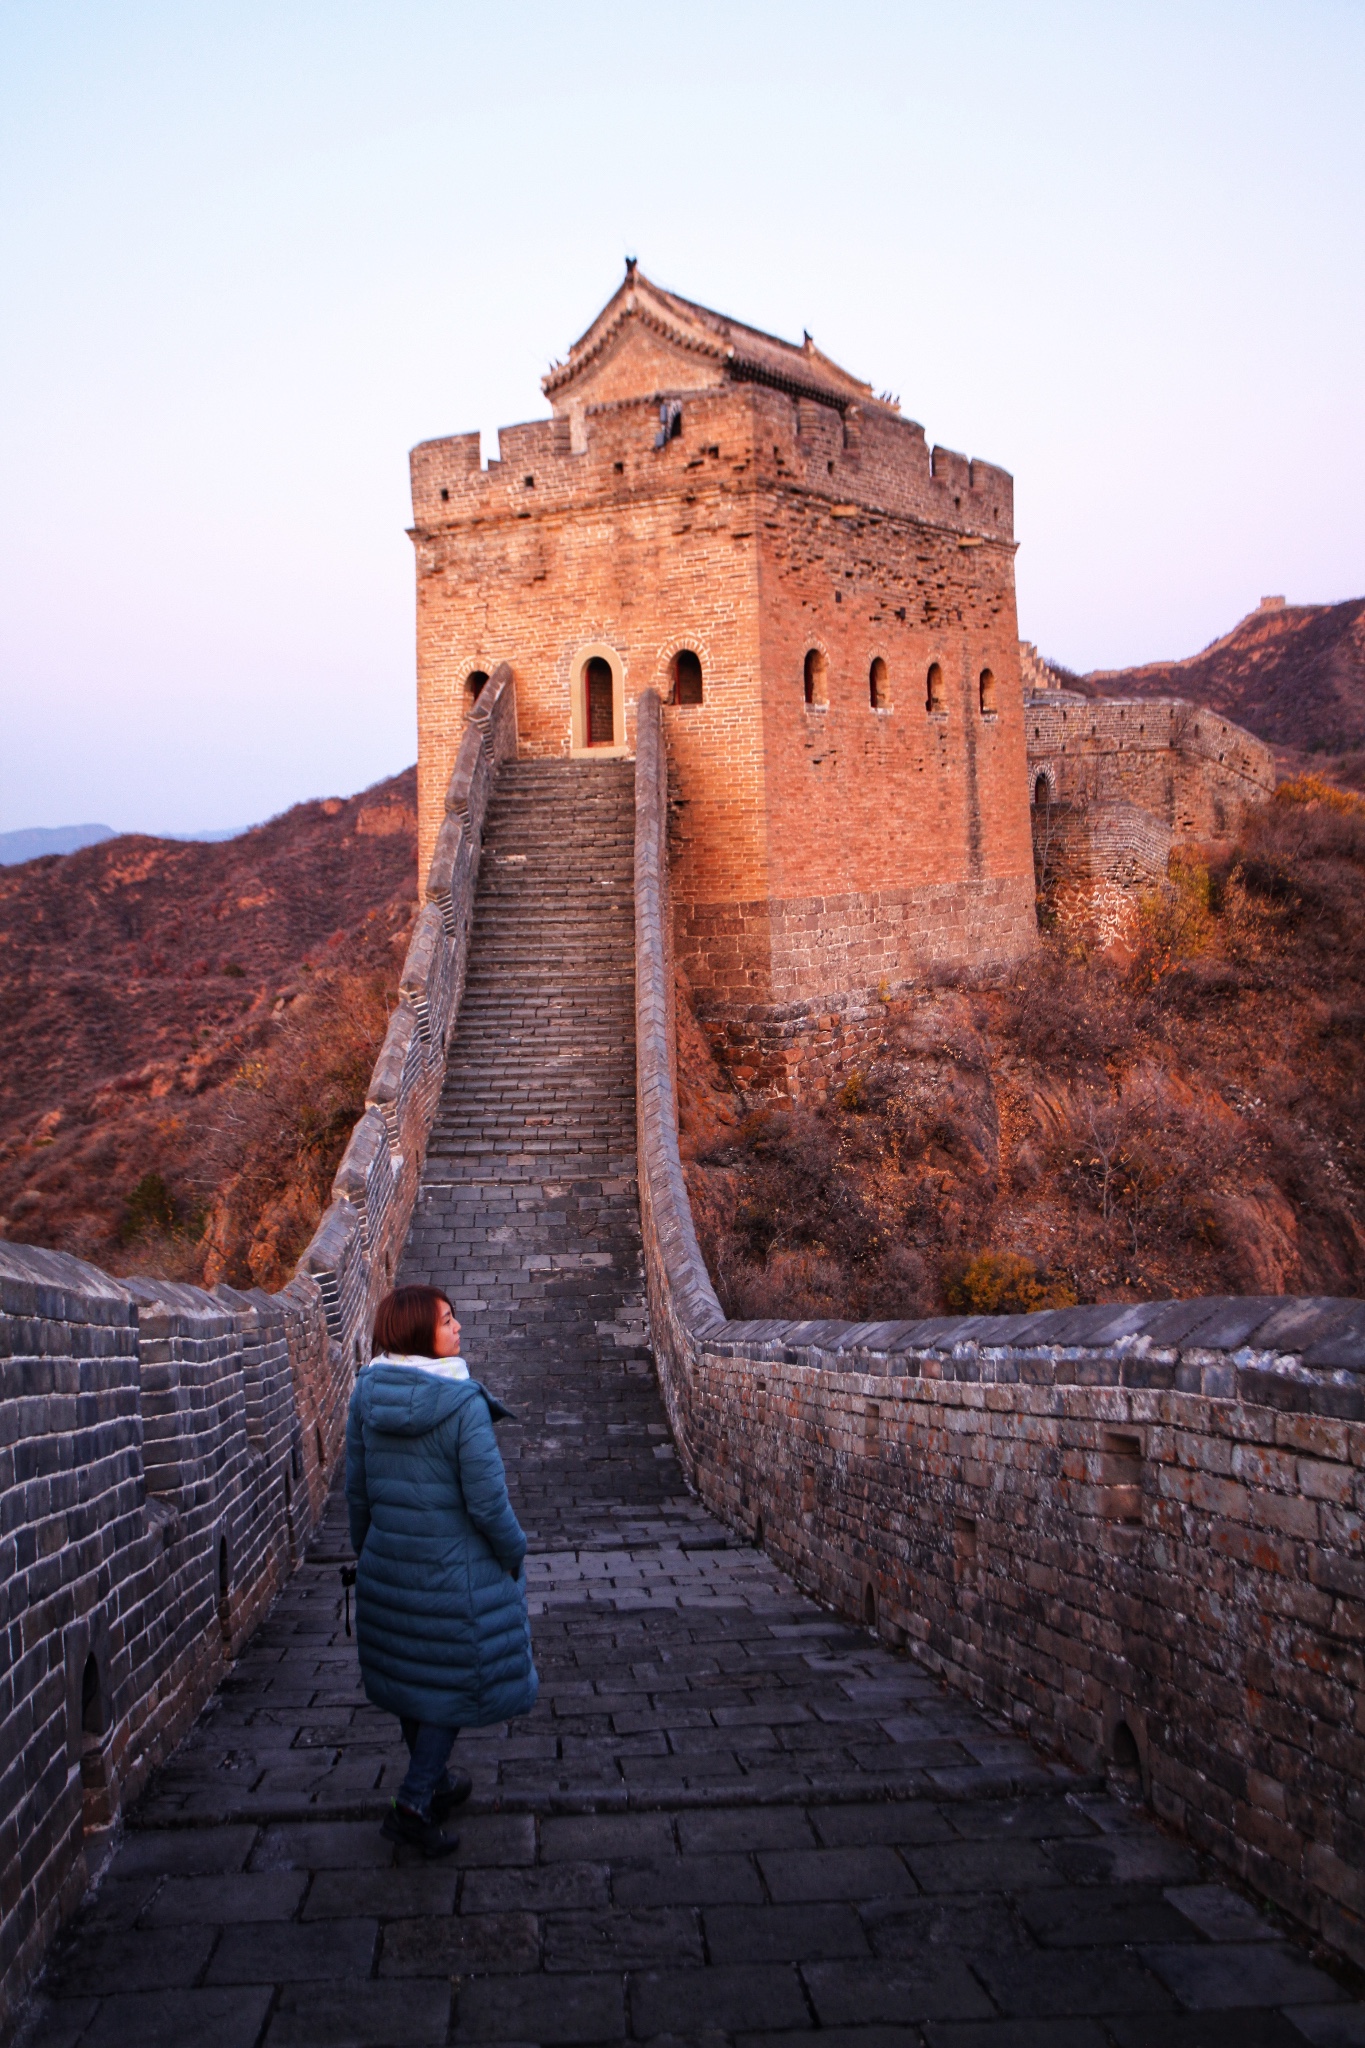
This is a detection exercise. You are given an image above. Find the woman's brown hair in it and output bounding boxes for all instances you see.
[372,1285,452,1360]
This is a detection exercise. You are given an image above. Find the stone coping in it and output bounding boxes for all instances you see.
[632,691,1364,1420]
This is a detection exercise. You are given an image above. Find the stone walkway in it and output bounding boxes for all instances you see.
[19,762,1364,2048]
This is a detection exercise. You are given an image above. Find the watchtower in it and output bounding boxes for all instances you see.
[410,264,1037,1077]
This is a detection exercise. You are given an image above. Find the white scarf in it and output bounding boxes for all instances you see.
[378,1351,470,1382]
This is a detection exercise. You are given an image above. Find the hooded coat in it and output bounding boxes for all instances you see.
[345,1357,538,1728]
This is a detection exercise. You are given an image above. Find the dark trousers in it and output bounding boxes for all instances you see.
[396,1718,459,1818]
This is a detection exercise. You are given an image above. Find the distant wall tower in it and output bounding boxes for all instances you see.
[410,264,1037,1067]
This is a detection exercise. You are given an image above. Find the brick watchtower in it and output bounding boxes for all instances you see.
[410,263,1037,1080]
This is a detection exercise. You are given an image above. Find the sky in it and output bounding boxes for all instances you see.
[1,2,1362,835]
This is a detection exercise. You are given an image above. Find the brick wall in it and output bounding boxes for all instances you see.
[0,671,519,2025]
[1026,693,1276,844]
[412,375,1036,1048]
[634,688,1365,1966]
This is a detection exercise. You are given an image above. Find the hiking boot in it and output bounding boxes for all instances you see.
[381,1801,459,1858]
[432,1773,472,1821]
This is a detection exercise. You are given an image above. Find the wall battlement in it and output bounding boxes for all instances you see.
[410,387,1013,550]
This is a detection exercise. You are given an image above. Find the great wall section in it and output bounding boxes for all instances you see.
[3,671,1363,2038]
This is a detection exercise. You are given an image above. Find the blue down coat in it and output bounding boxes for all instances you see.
[344,1358,538,1727]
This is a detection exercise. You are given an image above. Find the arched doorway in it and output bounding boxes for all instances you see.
[585,657,615,745]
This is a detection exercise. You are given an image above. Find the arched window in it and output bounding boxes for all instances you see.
[671,649,703,705]
[465,669,489,703]
[926,662,945,714]
[585,656,615,745]
[869,657,889,710]
[1033,774,1050,807]
[803,649,828,706]
[979,668,997,715]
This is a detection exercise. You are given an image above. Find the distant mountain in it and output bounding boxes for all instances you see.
[0,822,248,866]
[0,823,115,865]
[0,769,418,1285]
[1083,596,1365,760]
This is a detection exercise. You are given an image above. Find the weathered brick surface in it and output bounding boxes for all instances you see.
[634,686,1365,1968]
[1026,689,1275,842]
[411,269,1037,1071]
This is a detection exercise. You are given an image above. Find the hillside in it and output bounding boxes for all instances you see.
[1083,596,1365,774]
[0,770,417,1289]
[681,779,1365,1315]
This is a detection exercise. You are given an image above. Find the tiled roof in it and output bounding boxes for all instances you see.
[543,262,898,414]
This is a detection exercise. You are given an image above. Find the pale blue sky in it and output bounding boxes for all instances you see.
[2,1,1362,833]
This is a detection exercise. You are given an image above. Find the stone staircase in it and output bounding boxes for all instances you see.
[400,757,696,1550]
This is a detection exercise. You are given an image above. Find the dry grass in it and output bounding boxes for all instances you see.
[684,783,1365,1316]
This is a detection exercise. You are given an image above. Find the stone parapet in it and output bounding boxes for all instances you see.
[0,671,519,2025]
[633,691,1365,1967]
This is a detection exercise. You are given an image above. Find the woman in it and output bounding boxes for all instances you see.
[345,1284,538,1856]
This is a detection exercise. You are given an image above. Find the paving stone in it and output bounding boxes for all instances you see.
[811,1803,955,1849]
[379,1912,540,1976]
[736,2033,928,2048]
[1284,2010,1365,2047]
[702,1901,870,1961]
[452,1969,626,2044]
[48,1924,217,1997]
[920,2025,1111,2048]
[1108,2018,1308,2048]
[969,1946,1177,2016]
[206,1917,378,1984]
[1013,1882,1199,1947]
[759,1845,916,1902]
[78,1988,274,2048]
[861,1892,1031,1957]
[676,1807,818,1854]
[460,1861,610,1915]
[803,1955,996,2025]
[301,1866,460,1918]
[944,1797,1099,1841]
[113,1827,259,1877]
[15,1997,101,2048]
[140,1871,308,1925]
[1164,1882,1284,1943]
[1140,1941,1348,2011]
[542,1905,703,1970]
[905,1839,1065,1893]
[539,1811,677,1862]
[611,1853,764,1907]
[630,1963,811,2035]
[1046,1831,1202,1886]
[248,1822,394,1872]
[265,1980,450,2046]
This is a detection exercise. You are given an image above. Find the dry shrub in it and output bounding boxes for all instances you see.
[1130,852,1216,990]
[1057,1073,1242,1267]
[1275,774,1365,816]
[1008,949,1137,1067]
[200,970,392,1290]
[942,1250,1075,1315]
